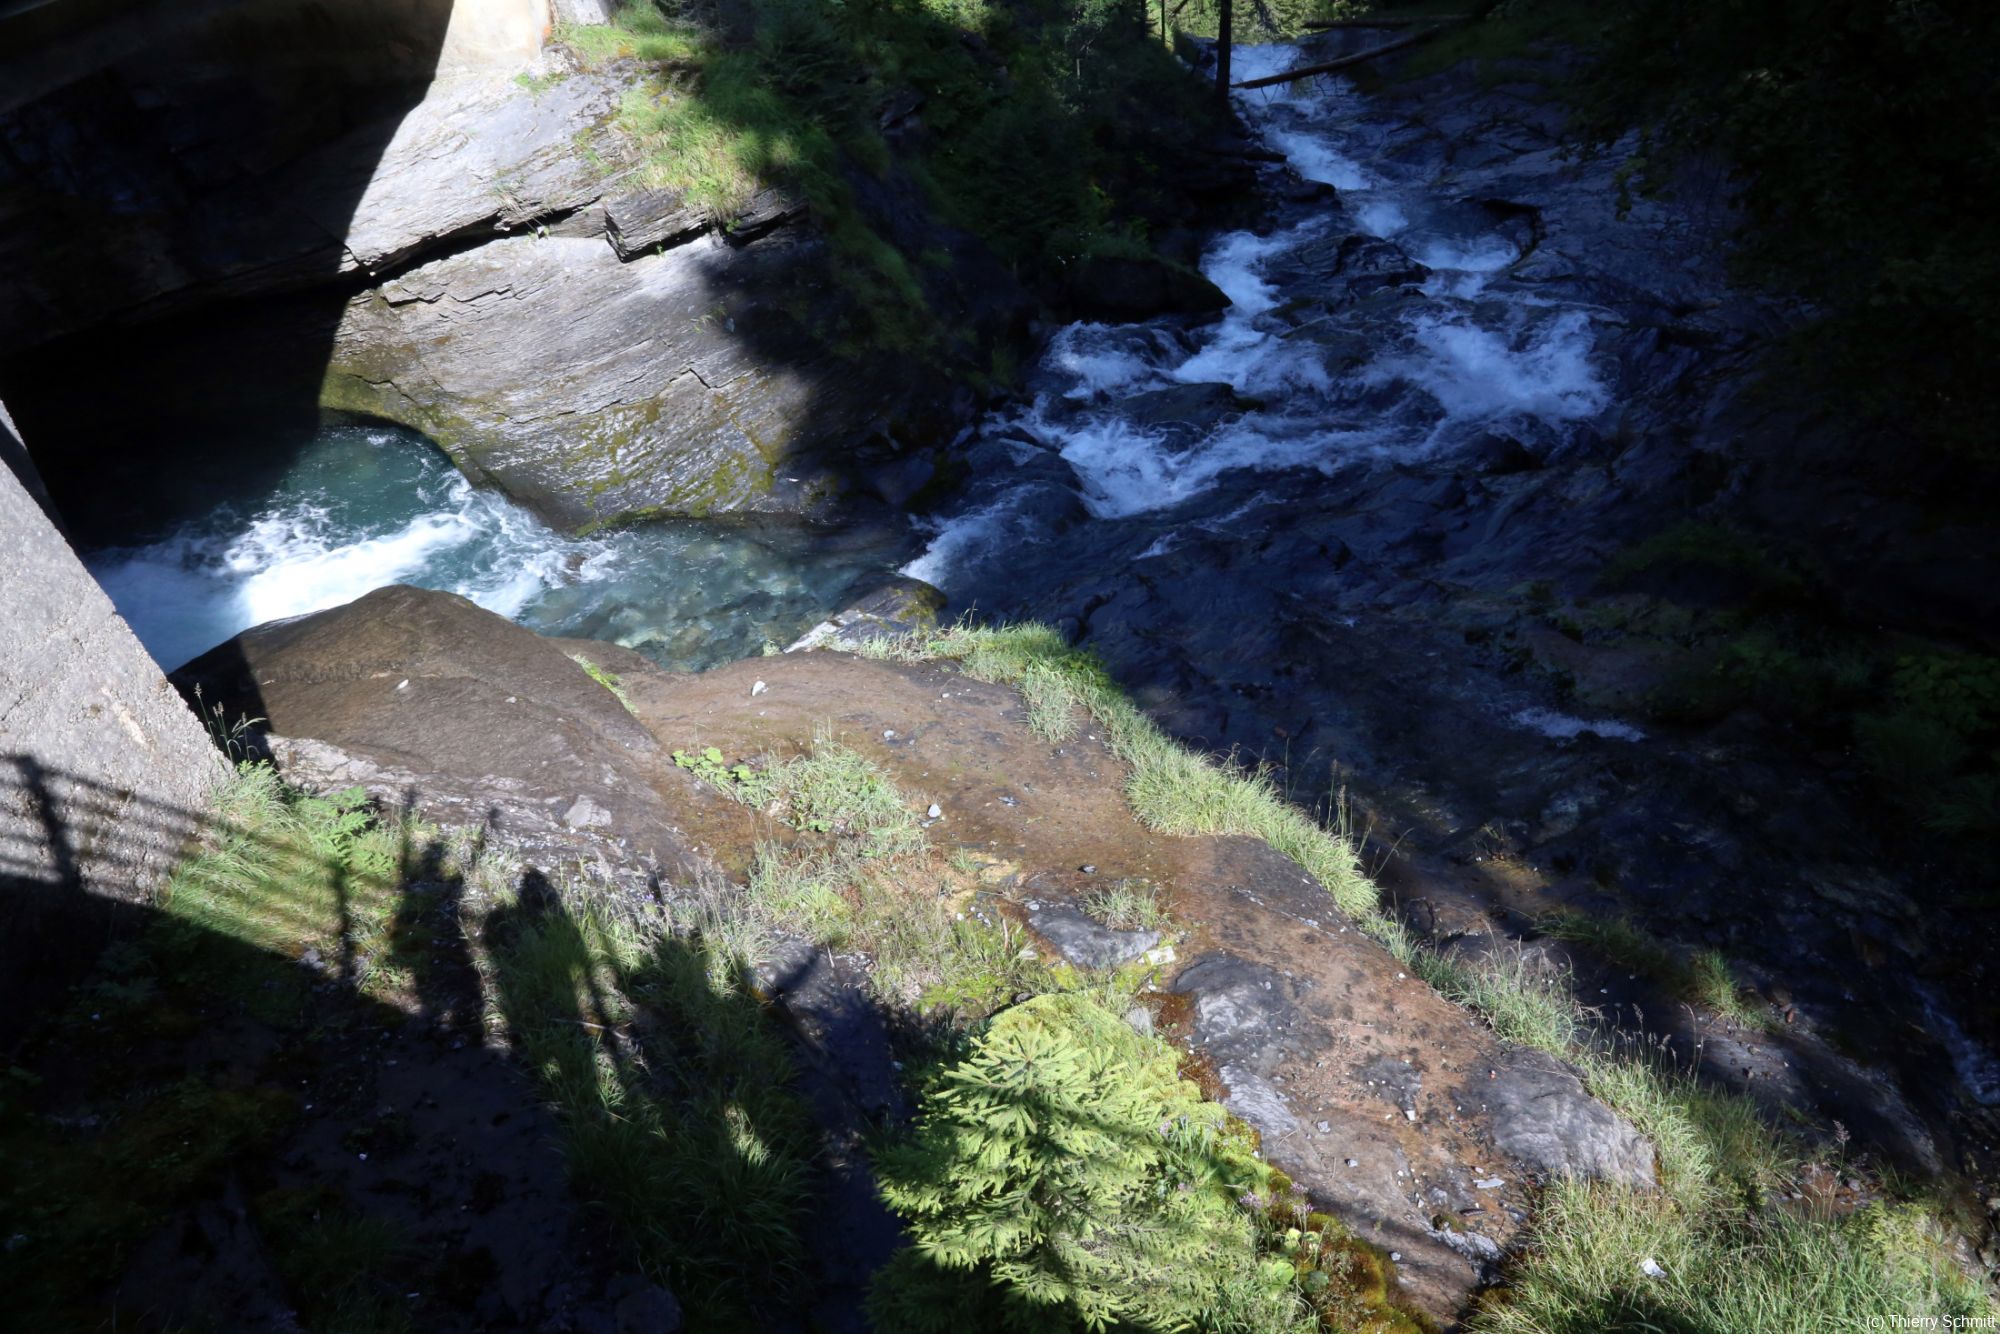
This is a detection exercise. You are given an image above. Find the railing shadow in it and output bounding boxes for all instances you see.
[0,752,883,1327]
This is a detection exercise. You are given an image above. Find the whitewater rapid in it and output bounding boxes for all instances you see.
[90,425,910,672]
[908,47,1609,554]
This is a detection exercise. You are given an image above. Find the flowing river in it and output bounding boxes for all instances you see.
[96,40,1621,720]
[75,39,2000,1144]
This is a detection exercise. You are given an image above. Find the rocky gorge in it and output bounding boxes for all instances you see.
[3,0,2000,1328]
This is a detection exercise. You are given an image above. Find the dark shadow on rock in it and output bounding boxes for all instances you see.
[0,0,469,547]
[0,765,662,1330]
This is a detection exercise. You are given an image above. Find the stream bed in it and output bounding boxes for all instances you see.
[88,422,914,673]
[81,40,2000,1158]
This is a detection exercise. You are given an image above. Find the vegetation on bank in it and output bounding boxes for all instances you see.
[555,0,1231,365]
[860,621,1997,1332]
[0,767,823,1330]
[7,636,1993,1329]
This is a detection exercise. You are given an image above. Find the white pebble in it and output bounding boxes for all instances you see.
[751,680,768,697]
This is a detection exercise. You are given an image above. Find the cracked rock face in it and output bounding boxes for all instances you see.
[325,228,908,531]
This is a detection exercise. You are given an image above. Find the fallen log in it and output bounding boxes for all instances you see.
[1301,13,1471,27]
[1231,25,1439,88]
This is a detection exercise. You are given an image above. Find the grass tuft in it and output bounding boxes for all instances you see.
[861,623,1378,918]
[1083,880,1169,932]
[1542,910,1772,1031]
[569,652,636,714]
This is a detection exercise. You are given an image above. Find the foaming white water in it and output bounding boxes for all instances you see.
[1050,323,1176,398]
[1057,413,1369,519]
[91,467,588,670]
[1354,199,1409,237]
[92,425,913,673]
[1512,707,1645,743]
[1172,223,1334,395]
[1411,236,1518,274]
[232,499,476,626]
[1269,129,1370,190]
[905,40,1612,587]
[1376,309,1607,424]
[901,497,1033,584]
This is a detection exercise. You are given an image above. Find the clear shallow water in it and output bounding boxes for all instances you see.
[87,424,912,672]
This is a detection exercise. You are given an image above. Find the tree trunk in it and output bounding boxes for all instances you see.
[1215,0,1232,100]
[1301,13,1471,28]
[1231,26,1439,89]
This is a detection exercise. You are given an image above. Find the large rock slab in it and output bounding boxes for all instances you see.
[174,585,704,892]
[169,599,1656,1323]
[610,648,1657,1322]
[0,0,583,356]
[324,229,909,530]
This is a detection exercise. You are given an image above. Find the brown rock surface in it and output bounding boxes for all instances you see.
[184,586,1655,1322]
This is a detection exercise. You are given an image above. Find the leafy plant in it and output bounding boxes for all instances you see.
[870,992,1304,1332]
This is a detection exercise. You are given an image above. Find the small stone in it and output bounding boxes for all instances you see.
[926,803,942,819]
[750,680,767,697]
[1474,1177,1505,1190]
[1404,1108,1417,1121]
[610,1276,683,1334]
[1342,1154,1356,1164]
[1080,864,1097,874]
[1389,1252,1401,1263]
[884,729,896,739]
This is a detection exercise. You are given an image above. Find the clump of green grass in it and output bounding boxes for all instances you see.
[486,889,815,1321]
[1406,941,1592,1055]
[682,727,1040,1014]
[160,763,403,963]
[568,652,635,713]
[681,726,925,856]
[1083,879,1169,932]
[559,6,707,66]
[1541,910,1771,1031]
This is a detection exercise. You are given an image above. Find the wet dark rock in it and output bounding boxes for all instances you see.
[787,577,945,652]
[1120,381,1249,432]
[1026,904,1158,968]
[1332,234,1431,297]
[609,1277,683,1334]
[1065,253,1231,322]
[1463,430,1544,475]
[1173,953,1305,1076]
